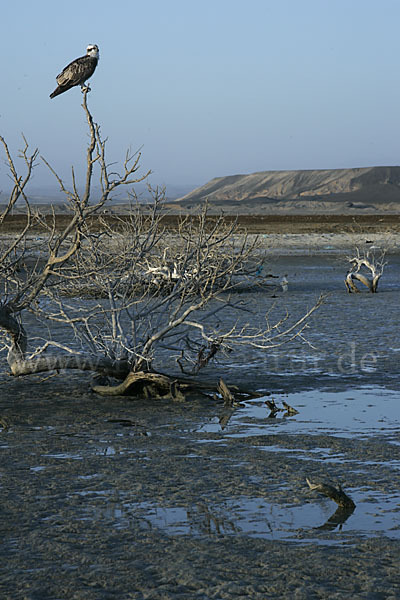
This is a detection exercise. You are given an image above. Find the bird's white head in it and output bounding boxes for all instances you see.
[86,44,99,60]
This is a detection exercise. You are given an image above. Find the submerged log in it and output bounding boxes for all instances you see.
[306,477,356,509]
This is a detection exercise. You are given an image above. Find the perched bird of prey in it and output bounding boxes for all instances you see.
[50,44,99,99]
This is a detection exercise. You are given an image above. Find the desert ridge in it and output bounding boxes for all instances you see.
[174,166,400,213]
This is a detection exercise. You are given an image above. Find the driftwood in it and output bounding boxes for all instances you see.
[282,400,299,416]
[92,371,190,400]
[217,378,254,428]
[91,371,239,401]
[217,378,235,407]
[265,398,298,418]
[265,398,282,417]
[306,477,356,509]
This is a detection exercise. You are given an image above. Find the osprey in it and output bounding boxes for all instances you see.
[50,44,99,99]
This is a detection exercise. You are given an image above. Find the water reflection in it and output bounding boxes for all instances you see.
[186,503,239,536]
[200,387,400,440]
[315,504,356,532]
[67,487,400,544]
[3,377,400,547]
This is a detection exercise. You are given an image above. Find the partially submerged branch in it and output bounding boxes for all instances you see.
[306,477,356,509]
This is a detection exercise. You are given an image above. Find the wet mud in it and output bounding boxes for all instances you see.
[1,250,400,598]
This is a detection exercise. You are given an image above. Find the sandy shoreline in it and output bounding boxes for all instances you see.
[2,231,400,257]
[255,231,400,255]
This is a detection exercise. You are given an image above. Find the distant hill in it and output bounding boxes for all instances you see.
[175,167,400,213]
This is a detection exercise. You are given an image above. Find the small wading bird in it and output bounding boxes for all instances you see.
[50,44,99,99]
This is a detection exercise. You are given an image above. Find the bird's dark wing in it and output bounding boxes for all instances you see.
[50,55,98,98]
[56,55,97,87]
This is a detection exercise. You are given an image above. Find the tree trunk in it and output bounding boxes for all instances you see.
[92,371,189,399]
[8,354,130,379]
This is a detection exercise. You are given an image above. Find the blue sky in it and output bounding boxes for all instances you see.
[1,0,400,195]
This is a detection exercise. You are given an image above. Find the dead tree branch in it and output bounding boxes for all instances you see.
[345,247,387,293]
[1,94,322,398]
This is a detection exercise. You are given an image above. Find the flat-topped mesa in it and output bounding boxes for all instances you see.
[177,166,400,206]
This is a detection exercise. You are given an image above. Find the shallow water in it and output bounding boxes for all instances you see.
[200,387,400,439]
[1,252,400,598]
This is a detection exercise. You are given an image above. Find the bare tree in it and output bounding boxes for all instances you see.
[1,93,322,399]
[345,247,387,293]
[1,89,148,380]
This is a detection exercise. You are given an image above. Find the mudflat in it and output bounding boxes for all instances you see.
[1,233,400,599]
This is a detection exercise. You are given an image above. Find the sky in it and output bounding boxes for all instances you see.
[1,0,400,197]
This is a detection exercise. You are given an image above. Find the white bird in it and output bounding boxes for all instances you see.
[280,275,289,292]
